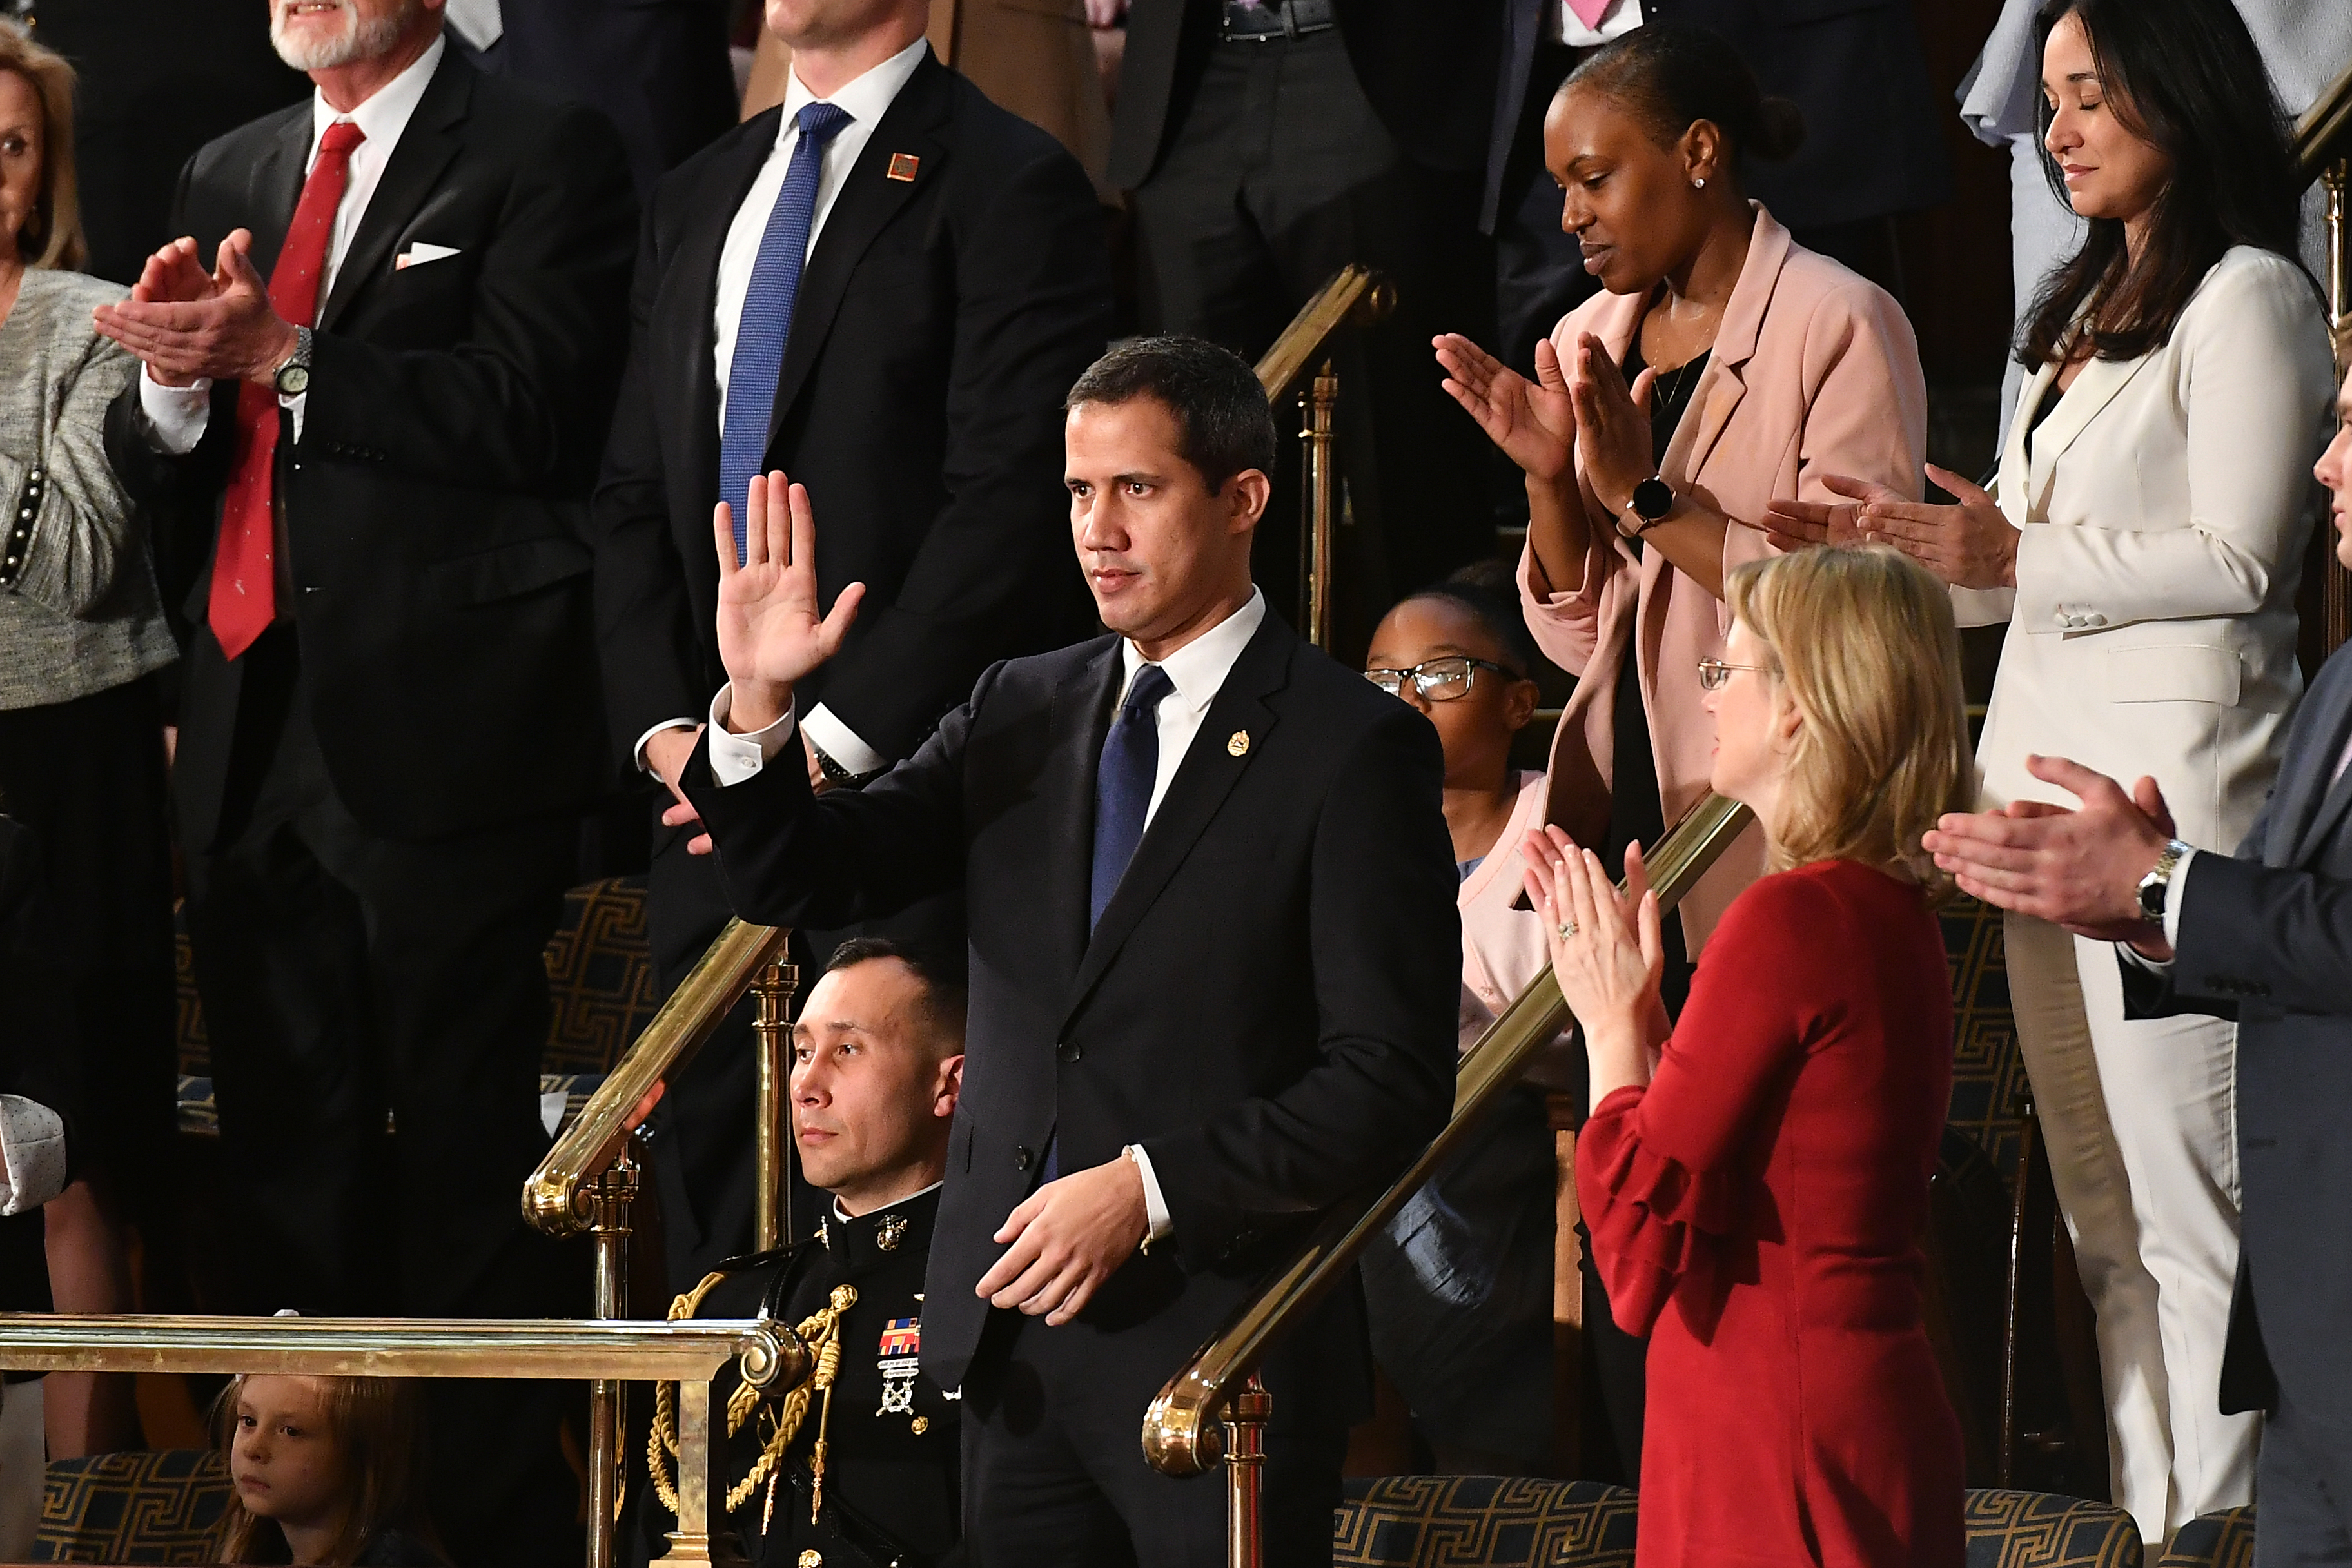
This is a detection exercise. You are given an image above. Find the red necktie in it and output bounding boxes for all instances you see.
[208,118,366,661]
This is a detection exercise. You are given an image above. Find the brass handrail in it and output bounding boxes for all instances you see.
[523,917,790,1238]
[0,1313,800,1567]
[1252,265,1394,405]
[2297,58,2352,182]
[1142,792,1756,1482]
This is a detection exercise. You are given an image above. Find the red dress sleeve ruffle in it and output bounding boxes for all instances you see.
[1575,1085,1744,1337]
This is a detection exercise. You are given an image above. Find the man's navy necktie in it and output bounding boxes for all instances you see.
[1090,664,1175,931]
[720,101,852,564]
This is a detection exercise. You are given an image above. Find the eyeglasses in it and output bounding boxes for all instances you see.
[1696,657,1776,691]
[1364,656,1519,702]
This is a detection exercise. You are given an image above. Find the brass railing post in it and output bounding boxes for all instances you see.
[585,1139,640,1568]
[752,954,801,1252]
[1300,361,1338,651]
[1222,1375,1270,1568]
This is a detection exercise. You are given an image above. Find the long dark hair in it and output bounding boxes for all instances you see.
[2017,0,2306,368]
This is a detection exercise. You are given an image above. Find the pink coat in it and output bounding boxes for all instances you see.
[1519,206,1926,951]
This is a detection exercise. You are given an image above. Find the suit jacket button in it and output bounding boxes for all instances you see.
[1014,1146,1032,1171]
[1057,1041,1081,1063]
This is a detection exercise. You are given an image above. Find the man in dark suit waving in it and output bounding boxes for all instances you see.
[1923,369,2352,1563]
[93,0,634,1556]
[592,0,1112,1287]
[674,337,1458,1562]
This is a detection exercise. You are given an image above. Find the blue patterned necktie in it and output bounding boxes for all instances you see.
[1090,664,1176,931]
[720,100,853,564]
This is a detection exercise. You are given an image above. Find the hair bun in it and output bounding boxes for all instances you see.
[1753,97,1806,162]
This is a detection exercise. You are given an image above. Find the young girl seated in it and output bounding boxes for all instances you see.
[215,1373,447,1567]
[1357,576,1566,1473]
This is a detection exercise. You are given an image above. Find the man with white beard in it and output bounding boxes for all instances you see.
[94,2,635,1561]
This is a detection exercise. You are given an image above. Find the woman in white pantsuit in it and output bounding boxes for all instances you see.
[1764,0,2335,1545]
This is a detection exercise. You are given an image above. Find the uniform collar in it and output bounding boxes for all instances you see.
[819,1182,941,1273]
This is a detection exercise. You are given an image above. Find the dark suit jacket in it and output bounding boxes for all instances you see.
[1108,0,1504,188]
[1477,0,1949,236]
[2120,640,2352,1423]
[451,0,738,204]
[104,50,637,847]
[593,52,1111,771]
[680,613,1460,1395]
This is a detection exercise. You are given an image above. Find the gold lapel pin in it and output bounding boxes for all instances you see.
[886,152,921,182]
[1227,730,1250,757]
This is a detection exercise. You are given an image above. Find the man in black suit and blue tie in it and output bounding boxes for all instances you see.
[672,337,1460,1564]
[592,0,1113,1288]
[1925,368,2352,1565]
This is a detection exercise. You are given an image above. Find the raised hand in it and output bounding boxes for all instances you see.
[712,470,865,734]
[1520,825,1665,1099]
[1566,332,1660,520]
[1847,464,2017,589]
[1435,332,1575,481]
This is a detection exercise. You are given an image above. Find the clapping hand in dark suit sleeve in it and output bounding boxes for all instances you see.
[1922,754,2178,953]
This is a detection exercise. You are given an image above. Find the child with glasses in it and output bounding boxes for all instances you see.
[1355,577,1567,1475]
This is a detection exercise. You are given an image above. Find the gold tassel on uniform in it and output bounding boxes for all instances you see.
[648,1277,859,1522]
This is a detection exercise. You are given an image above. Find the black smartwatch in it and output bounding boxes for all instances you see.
[1624,475,1676,534]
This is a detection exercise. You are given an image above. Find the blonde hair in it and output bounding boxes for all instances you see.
[213,1374,442,1565]
[1723,545,1977,897]
[0,21,84,270]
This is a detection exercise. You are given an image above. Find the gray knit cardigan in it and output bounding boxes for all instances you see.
[0,268,177,710]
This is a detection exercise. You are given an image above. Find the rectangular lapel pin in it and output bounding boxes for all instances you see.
[887,152,921,182]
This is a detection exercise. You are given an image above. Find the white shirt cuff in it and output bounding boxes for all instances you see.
[801,704,885,778]
[2162,848,2198,954]
[138,367,213,454]
[705,682,798,788]
[281,387,308,443]
[632,718,700,776]
[1125,1144,1173,1245]
[0,1096,67,1216]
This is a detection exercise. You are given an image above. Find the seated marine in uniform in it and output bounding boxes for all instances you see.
[641,936,966,1568]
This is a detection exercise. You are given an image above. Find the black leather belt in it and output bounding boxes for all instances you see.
[1219,0,1336,42]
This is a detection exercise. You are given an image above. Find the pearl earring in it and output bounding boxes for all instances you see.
[1692,176,1707,190]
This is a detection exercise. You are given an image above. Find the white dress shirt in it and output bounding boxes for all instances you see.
[139,33,449,455]
[1551,0,1642,48]
[634,35,932,782]
[702,587,1271,1243]
[2137,728,2352,963]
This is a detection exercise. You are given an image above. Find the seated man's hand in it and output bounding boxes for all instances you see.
[976,1156,1149,1326]
[1922,754,2175,954]
[712,469,865,734]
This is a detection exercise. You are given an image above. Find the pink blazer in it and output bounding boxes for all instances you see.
[1460,772,1580,1087]
[1519,206,1926,950]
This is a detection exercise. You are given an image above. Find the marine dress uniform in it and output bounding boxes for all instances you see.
[644,1186,959,1568]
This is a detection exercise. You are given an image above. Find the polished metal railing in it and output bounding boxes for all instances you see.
[1252,266,1395,651]
[1142,793,1756,1565]
[0,1313,800,1566]
[522,917,801,1568]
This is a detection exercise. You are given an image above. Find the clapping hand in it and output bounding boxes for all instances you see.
[712,469,865,734]
[1756,473,1879,552]
[1920,755,2177,952]
[92,230,298,388]
[1567,333,1660,522]
[1520,827,1668,1099]
[1435,333,1576,482]
[1765,467,2017,587]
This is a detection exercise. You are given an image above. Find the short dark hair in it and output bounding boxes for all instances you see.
[824,936,967,1052]
[1564,22,1805,177]
[1065,335,1279,493]
[2017,0,2309,368]
[1400,573,1543,681]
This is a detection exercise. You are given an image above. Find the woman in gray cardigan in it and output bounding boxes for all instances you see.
[0,20,175,1460]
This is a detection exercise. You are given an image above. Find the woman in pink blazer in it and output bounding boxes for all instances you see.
[1434,20,1928,1477]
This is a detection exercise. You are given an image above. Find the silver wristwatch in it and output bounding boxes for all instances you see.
[273,326,315,396]
[2135,838,2192,924]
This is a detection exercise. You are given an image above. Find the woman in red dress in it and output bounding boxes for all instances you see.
[1521,545,1974,1568]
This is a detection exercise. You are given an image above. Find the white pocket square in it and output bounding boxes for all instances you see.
[395,242,462,270]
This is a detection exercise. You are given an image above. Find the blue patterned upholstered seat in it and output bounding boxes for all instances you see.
[1965,1488,2142,1568]
[2157,1507,2255,1568]
[1942,894,2028,1186]
[1332,1475,1638,1567]
[34,1449,230,1563]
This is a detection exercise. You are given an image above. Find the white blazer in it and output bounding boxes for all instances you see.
[1956,247,2336,852]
